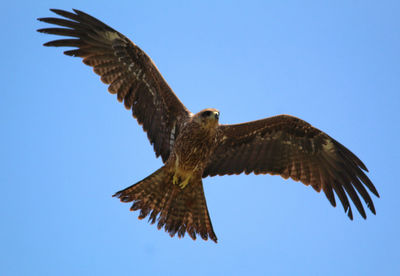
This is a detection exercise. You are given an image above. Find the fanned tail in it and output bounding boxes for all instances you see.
[113,166,217,243]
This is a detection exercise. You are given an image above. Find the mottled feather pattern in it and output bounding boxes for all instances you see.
[205,115,379,220]
[113,167,217,242]
[38,9,189,162]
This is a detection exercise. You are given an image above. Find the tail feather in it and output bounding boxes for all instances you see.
[113,166,217,243]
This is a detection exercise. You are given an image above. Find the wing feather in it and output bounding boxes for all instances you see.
[38,9,190,162]
[204,115,379,219]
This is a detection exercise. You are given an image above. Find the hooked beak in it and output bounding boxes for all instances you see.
[214,111,220,120]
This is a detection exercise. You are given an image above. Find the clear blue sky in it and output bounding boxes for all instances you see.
[2,1,399,275]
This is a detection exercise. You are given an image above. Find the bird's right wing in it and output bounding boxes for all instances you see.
[38,9,191,162]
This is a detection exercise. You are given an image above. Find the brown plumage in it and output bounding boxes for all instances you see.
[38,9,379,243]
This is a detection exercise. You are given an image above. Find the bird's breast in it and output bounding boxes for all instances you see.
[169,125,218,172]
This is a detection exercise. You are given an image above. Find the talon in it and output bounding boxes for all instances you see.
[173,175,179,185]
[179,178,190,189]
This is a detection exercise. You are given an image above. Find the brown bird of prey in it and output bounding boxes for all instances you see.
[38,9,379,243]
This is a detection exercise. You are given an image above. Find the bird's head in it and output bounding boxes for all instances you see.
[194,108,220,128]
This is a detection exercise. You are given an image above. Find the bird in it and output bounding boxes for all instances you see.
[37,9,379,243]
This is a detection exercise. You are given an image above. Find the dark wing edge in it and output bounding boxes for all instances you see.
[37,9,190,162]
[204,115,379,220]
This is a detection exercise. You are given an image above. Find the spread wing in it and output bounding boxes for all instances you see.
[37,9,190,162]
[204,115,379,219]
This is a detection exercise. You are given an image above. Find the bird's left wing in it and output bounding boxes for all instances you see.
[38,9,191,162]
[204,115,379,219]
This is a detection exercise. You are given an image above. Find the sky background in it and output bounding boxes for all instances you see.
[1,1,400,275]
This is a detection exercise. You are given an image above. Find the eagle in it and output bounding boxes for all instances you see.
[38,9,379,243]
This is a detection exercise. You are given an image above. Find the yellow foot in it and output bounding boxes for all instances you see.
[173,175,179,185]
[173,173,191,189]
[179,177,190,189]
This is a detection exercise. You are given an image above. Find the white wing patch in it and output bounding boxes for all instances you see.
[103,31,120,41]
[323,140,334,152]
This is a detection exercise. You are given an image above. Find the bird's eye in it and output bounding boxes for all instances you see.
[202,111,212,117]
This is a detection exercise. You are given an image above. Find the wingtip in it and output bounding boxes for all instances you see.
[72,8,88,17]
[367,201,376,215]
[42,41,56,47]
[112,191,121,198]
[358,160,369,172]
[49,8,71,14]
[369,186,380,198]
[347,208,354,220]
